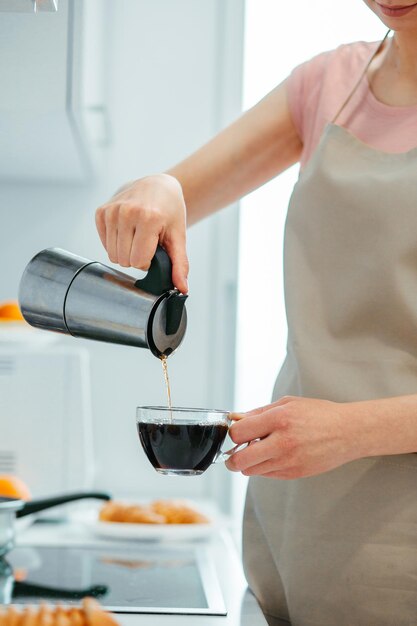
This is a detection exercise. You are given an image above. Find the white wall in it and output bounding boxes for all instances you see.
[0,0,244,509]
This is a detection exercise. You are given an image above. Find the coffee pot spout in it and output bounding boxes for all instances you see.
[166,292,188,336]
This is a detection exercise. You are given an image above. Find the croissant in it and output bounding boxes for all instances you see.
[151,500,209,524]
[99,501,165,524]
[99,499,209,524]
[0,599,118,626]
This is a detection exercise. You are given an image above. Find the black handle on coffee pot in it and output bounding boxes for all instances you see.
[135,246,174,296]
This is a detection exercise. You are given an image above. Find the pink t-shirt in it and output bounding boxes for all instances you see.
[287,41,417,170]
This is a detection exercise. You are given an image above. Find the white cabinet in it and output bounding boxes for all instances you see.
[0,346,94,495]
[0,0,105,182]
[0,0,58,12]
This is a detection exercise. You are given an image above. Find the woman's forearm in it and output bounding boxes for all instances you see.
[95,79,301,287]
[348,394,417,457]
[167,79,302,226]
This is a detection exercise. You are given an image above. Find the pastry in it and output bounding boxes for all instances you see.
[99,501,164,524]
[99,499,209,524]
[151,500,209,524]
[0,599,118,626]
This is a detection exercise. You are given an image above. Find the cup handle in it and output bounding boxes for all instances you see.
[214,442,249,464]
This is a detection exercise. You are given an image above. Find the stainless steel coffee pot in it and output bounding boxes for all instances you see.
[19,247,187,357]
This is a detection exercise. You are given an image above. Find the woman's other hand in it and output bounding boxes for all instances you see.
[226,396,362,479]
[95,173,189,294]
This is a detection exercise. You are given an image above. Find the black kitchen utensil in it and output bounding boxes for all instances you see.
[0,491,110,557]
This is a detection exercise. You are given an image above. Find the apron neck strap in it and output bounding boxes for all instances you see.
[332,29,391,124]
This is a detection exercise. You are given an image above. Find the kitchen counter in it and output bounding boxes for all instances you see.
[16,520,268,626]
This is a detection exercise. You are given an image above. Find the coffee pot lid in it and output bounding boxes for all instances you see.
[136,246,188,357]
[147,292,187,357]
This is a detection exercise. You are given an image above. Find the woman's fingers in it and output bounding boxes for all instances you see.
[101,202,164,271]
[240,459,286,476]
[229,412,245,421]
[225,438,273,472]
[130,229,159,271]
[95,206,107,248]
[243,396,296,419]
[164,234,189,294]
[225,439,297,478]
[117,222,136,267]
[239,404,271,419]
[229,407,286,445]
[105,205,119,263]
[231,396,296,424]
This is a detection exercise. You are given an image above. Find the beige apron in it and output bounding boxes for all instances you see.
[243,36,417,626]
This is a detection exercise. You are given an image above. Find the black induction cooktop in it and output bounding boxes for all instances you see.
[2,544,226,615]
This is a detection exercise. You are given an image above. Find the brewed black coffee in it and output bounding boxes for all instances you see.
[137,422,228,473]
[160,355,173,419]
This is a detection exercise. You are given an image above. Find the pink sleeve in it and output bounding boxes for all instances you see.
[286,51,331,143]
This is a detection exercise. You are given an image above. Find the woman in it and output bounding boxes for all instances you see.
[96,2,417,624]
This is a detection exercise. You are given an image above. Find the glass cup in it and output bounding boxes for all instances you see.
[136,406,233,476]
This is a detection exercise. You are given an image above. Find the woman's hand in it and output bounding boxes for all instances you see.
[95,173,189,294]
[225,396,363,479]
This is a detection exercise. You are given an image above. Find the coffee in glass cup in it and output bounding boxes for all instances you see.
[136,406,232,476]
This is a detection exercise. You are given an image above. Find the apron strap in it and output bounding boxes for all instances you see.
[332,29,391,124]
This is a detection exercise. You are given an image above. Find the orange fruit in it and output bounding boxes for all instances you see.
[0,301,25,322]
[0,475,32,500]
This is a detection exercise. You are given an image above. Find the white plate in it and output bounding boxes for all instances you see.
[75,500,225,542]
[88,518,219,541]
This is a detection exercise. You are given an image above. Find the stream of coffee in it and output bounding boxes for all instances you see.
[160,355,173,419]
